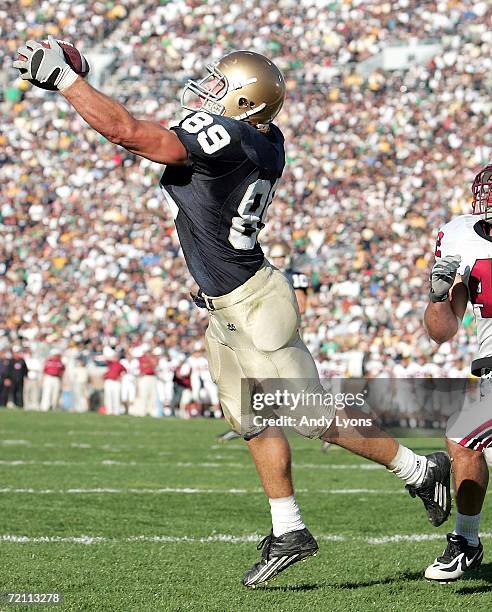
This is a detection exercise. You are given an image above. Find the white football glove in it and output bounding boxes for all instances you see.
[13,36,78,91]
[429,254,461,302]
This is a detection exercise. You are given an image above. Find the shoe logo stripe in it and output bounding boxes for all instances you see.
[255,555,289,583]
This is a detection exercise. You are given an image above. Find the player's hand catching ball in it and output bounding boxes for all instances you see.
[13,35,79,91]
[429,254,461,302]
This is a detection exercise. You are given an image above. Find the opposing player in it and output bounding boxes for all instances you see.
[423,165,492,582]
[15,40,452,586]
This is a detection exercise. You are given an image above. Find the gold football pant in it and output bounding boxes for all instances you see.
[203,260,334,438]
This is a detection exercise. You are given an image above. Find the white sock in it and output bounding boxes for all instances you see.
[387,444,428,487]
[269,495,305,537]
[454,512,481,547]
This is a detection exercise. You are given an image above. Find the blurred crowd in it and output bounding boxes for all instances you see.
[0,343,219,417]
[1,0,492,403]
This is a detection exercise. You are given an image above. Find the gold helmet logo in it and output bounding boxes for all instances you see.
[181,51,286,126]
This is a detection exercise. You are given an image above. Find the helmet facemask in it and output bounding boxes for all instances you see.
[181,64,229,115]
[472,165,492,224]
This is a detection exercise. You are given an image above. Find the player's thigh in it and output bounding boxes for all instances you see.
[447,379,492,451]
[205,329,259,434]
[248,270,300,353]
[232,329,320,383]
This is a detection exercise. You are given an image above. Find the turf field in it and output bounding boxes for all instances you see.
[0,411,491,611]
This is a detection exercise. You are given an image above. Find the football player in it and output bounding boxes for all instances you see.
[270,241,310,315]
[423,165,492,582]
[15,39,452,587]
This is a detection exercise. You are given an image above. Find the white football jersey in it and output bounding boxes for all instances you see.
[436,214,492,374]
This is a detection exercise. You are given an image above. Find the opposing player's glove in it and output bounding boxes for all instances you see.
[13,36,78,91]
[429,254,461,303]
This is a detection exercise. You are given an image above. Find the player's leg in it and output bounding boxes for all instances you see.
[14,381,24,408]
[241,267,451,526]
[205,328,298,498]
[53,377,61,410]
[113,381,122,415]
[47,376,56,410]
[425,416,492,582]
[39,376,49,412]
[319,401,451,527]
[104,380,112,415]
[449,439,488,514]
[204,329,318,587]
[247,426,293,498]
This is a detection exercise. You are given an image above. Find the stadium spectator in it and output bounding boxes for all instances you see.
[3,345,29,408]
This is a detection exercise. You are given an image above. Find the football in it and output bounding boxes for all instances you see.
[17,39,90,91]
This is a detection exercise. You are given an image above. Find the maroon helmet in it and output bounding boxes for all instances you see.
[472,164,492,222]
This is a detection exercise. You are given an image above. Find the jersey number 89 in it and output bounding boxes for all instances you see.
[229,179,279,250]
[181,112,231,154]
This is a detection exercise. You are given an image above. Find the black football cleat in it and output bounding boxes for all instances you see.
[406,451,451,527]
[242,528,318,588]
[425,533,483,582]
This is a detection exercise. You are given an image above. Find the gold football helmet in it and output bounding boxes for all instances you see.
[181,51,286,125]
[269,241,290,259]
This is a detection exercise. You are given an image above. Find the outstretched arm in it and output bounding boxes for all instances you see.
[61,78,188,165]
[13,37,187,165]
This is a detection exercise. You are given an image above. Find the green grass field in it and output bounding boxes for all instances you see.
[0,411,491,611]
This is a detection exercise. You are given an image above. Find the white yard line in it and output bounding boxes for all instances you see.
[0,460,74,466]
[1,533,491,545]
[0,487,251,494]
[0,460,136,466]
[294,463,383,470]
[0,459,383,470]
[67,431,127,436]
[0,486,407,495]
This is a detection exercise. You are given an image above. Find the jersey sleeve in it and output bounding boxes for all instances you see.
[433,222,467,276]
[171,112,247,166]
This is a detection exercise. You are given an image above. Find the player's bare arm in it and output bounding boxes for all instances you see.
[61,79,188,165]
[424,276,468,344]
[13,37,187,165]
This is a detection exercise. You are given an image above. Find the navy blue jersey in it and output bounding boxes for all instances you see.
[284,268,309,293]
[160,112,285,296]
